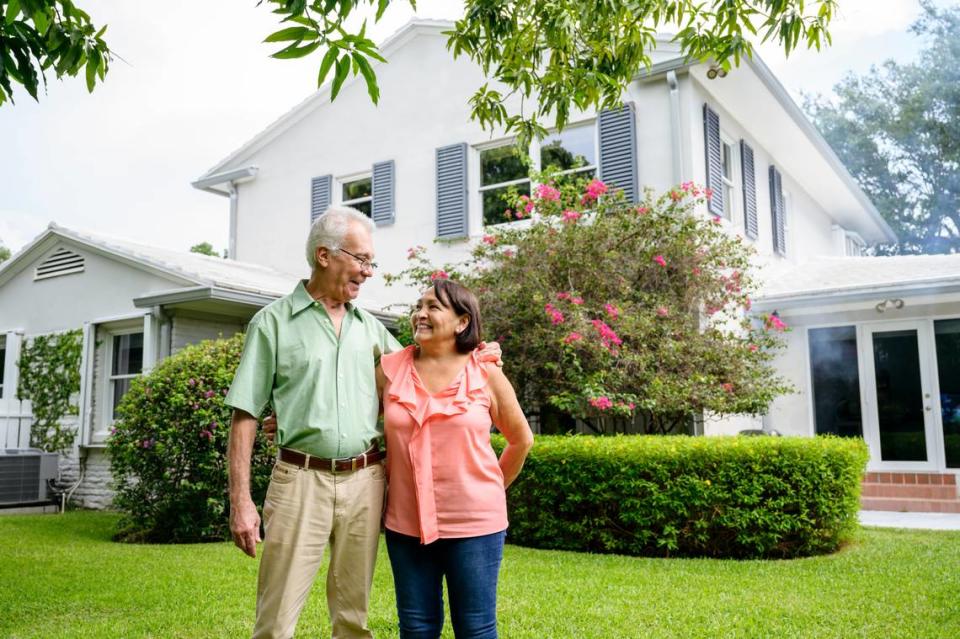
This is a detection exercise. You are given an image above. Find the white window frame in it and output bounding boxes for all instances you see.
[338,171,373,217]
[93,321,144,444]
[845,231,866,256]
[476,121,598,230]
[0,335,6,400]
[719,131,740,223]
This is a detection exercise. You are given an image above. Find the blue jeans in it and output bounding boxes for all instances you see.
[385,529,506,639]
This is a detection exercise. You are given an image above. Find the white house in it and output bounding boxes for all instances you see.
[191,19,959,509]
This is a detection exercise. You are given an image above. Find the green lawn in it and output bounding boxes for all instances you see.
[1,512,958,638]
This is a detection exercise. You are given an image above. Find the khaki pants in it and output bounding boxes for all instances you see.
[252,459,386,639]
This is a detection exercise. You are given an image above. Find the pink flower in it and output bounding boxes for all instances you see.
[591,319,622,350]
[482,234,497,245]
[692,267,701,276]
[669,190,682,201]
[187,378,196,387]
[744,297,752,310]
[430,270,449,281]
[141,438,155,449]
[766,314,788,332]
[204,390,215,398]
[656,306,669,317]
[503,209,514,219]
[535,183,561,201]
[681,181,694,192]
[563,332,583,344]
[571,297,584,305]
[636,206,649,215]
[604,304,620,320]
[721,383,734,393]
[581,178,608,202]
[704,187,714,200]
[544,303,565,325]
[561,209,581,223]
[406,245,425,259]
[556,292,571,301]
[200,430,213,440]
[712,215,722,224]
[748,344,759,352]
[653,255,667,267]
[589,396,613,410]
[503,249,515,258]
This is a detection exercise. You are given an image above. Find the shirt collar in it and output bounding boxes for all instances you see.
[290,280,364,320]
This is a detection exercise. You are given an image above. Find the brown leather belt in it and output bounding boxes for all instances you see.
[279,446,385,473]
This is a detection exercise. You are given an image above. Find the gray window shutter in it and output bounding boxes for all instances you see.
[372,160,395,227]
[769,165,786,256]
[703,104,723,217]
[598,103,639,203]
[740,140,758,239]
[436,143,468,238]
[310,175,332,224]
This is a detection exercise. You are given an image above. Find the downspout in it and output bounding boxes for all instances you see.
[666,70,684,184]
[227,182,238,260]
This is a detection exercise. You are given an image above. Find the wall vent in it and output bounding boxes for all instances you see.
[34,247,85,281]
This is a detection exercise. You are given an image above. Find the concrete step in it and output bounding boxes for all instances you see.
[860,497,960,513]
[861,482,959,500]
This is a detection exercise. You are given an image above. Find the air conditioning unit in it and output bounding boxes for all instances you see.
[0,449,59,507]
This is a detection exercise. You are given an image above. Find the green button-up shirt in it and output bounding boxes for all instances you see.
[225,280,401,458]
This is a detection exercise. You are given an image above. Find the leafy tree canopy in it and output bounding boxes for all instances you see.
[0,243,10,263]
[263,0,838,145]
[805,0,960,254]
[0,0,110,106]
[4,0,837,147]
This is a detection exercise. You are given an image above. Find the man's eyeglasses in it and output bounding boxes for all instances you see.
[337,247,378,272]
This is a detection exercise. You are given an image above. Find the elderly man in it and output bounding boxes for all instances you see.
[226,207,400,639]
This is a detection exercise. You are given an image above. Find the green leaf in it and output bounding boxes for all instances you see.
[263,26,313,43]
[85,51,99,92]
[329,54,350,100]
[352,52,379,104]
[316,46,338,86]
[5,0,20,25]
[271,39,322,59]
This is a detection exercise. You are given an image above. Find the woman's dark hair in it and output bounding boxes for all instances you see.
[432,279,483,353]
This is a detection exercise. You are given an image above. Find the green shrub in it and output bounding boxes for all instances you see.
[108,334,273,543]
[497,434,868,559]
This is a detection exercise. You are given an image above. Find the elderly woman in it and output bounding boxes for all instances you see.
[377,279,533,639]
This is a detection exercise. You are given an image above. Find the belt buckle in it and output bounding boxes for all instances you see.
[330,457,340,474]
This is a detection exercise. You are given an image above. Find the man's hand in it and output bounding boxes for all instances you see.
[476,340,503,367]
[262,414,278,444]
[230,498,262,558]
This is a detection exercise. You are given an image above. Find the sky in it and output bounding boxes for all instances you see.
[0,0,948,256]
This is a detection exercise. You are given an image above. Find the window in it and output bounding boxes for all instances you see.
[720,136,737,221]
[341,175,372,217]
[479,144,530,226]
[0,338,5,399]
[809,326,863,438]
[107,332,143,422]
[539,125,596,180]
[845,234,865,256]
[935,319,960,468]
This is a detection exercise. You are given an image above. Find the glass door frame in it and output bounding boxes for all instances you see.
[859,319,945,472]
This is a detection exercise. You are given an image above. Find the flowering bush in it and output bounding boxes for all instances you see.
[108,335,274,543]
[386,174,791,434]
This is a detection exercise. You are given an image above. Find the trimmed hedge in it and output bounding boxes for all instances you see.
[496,434,868,559]
[109,335,274,543]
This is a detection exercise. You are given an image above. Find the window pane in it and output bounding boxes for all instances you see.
[342,177,372,200]
[935,319,960,467]
[873,329,927,461]
[353,200,372,217]
[113,378,132,415]
[809,326,863,438]
[112,333,144,376]
[0,347,5,389]
[480,145,528,186]
[540,126,595,171]
[483,182,530,226]
[722,142,733,179]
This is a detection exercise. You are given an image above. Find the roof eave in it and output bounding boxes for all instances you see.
[754,279,960,312]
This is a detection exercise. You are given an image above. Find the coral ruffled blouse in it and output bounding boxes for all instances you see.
[382,345,507,544]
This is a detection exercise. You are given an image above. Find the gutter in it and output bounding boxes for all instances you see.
[666,70,684,184]
[754,278,960,312]
[133,285,280,310]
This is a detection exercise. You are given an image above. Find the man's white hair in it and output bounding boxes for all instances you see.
[305,206,375,269]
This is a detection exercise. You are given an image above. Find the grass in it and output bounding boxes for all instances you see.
[1,512,959,638]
